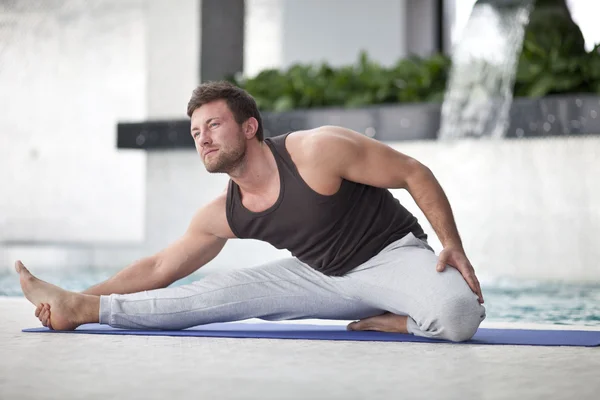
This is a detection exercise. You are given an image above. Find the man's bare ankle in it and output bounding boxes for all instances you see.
[75,294,100,325]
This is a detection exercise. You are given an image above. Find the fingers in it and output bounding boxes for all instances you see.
[439,259,484,303]
[38,304,52,328]
[436,251,448,272]
[462,269,484,304]
[465,263,484,304]
[474,276,484,304]
[35,303,48,319]
[466,273,484,304]
[40,305,49,327]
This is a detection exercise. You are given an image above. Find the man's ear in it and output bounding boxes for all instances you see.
[243,117,259,139]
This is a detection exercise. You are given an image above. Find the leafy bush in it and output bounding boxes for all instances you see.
[229,52,451,112]
[513,0,600,97]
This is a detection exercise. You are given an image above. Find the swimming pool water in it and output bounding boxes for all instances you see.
[2,268,599,326]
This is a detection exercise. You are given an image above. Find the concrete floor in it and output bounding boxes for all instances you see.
[1,297,599,400]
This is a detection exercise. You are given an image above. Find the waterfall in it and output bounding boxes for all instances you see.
[438,0,535,139]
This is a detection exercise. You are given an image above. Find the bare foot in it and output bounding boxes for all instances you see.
[15,260,97,331]
[347,312,409,333]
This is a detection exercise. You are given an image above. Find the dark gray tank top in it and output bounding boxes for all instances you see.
[225,132,427,276]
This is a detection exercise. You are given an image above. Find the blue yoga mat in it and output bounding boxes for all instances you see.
[23,322,600,347]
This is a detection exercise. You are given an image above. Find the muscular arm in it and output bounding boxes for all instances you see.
[303,126,462,248]
[301,126,483,303]
[400,165,462,249]
[81,255,166,296]
[82,195,230,296]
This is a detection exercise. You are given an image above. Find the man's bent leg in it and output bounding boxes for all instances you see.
[346,233,486,342]
[100,257,382,330]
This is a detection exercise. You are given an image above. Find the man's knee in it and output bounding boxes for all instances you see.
[437,294,486,342]
[414,293,486,342]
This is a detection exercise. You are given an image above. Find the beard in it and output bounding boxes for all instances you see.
[203,134,247,174]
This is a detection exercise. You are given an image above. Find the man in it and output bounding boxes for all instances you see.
[17,81,485,342]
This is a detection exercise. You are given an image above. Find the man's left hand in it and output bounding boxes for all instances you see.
[436,247,484,304]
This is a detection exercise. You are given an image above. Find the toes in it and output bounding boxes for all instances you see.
[347,321,367,331]
[40,307,49,326]
[15,260,31,276]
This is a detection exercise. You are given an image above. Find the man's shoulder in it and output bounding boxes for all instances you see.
[204,191,230,220]
[285,125,342,151]
[286,125,356,164]
[281,126,360,187]
[190,191,235,239]
[285,125,344,139]
[209,190,228,207]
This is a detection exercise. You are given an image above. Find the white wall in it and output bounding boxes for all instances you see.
[244,0,407,77]
[244,0,284,78]
[390,136,600,283]
[145,0,199,119]
[0,0,199,269]
[0,0,147,243]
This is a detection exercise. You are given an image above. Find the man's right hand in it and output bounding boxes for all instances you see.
[35,303,53,330]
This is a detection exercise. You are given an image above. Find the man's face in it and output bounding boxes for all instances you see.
[190,99,247,173]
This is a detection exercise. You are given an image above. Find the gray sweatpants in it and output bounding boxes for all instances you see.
[99,233,486,342]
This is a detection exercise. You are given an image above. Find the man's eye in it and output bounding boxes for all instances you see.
[210,123,219,128]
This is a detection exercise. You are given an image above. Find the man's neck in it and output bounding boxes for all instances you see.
[229,141,278,196]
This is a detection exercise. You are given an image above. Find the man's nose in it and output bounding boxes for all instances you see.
[199,130,212,146]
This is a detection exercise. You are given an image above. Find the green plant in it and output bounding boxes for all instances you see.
[513,0,600,97]
[228,51,451,112]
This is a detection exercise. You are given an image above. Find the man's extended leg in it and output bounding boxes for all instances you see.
[98,257,384,329]
[344,233,486,342]
[18,257,385,331]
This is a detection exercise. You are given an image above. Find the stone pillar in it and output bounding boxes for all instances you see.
[200,0,245,82]
[406,0,444,56]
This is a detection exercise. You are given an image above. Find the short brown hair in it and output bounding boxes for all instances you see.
[187,81,264,141]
